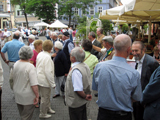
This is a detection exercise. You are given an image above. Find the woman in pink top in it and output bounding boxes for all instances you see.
[72,29,76,40]
[30,40,43,67]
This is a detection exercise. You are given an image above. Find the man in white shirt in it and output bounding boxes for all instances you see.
[65,47,92,120]
[3,28,11,43]
[132,41,159,120]
[28,35,35,50]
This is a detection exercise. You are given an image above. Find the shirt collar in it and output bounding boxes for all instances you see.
[92,39,96,44]
[71,62,81,68]
[112,56,127,63]
[136,54,145,64]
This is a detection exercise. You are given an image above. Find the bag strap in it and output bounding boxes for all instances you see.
[83,53,91,62]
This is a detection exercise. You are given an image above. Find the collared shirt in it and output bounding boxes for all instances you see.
[29,42,34,50]
[1,39,25,62]
[92,56,142,112]
[92,39,96,44]
[136,54,145,76]
[71,62,83,91]
[4,31,11,37]
[63,38,74,53]
[84,51,98,78]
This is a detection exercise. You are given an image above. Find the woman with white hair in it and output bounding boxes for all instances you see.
[53,41,68,98]
[10,46,39,120]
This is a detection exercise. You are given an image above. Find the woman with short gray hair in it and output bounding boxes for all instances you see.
[10,46,39,120]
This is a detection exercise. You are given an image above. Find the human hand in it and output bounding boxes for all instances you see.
[65,74,68,76]
[52,53,57,57]
[85,94,92,101]
[5,60,9,65]
[33,97,39,105]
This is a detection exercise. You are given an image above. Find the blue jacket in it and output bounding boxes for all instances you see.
[54,50,68,77]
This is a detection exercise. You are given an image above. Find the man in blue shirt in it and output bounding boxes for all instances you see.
[92,34,142,120]
[1,31,25,70]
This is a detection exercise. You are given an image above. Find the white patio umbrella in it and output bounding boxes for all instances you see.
[33,22,49,27]
[48,20,68,28]
[0,13,10,18]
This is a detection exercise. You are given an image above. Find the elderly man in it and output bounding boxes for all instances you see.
[88,31,101,59]
[92,34,142,120]
[132,41,159,120]
[62,31,74,73]
[96,28,105,47]
[65,47,92,120]
[3,28,11,43]
[1,31,25,70]
[93,36,115,62]
[28,35,35,50]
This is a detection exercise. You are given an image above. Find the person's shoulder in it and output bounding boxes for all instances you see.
[146,54,159,64]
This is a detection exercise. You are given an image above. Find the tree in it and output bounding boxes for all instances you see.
[11,0,29,28]
[58,0,101,27]
[101,19,113,35]
[26,0,59,24]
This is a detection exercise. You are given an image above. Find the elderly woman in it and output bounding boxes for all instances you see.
[53,41,68,98]
[36,40,56,119]
[30,40,43,67]
[10,46,39,120]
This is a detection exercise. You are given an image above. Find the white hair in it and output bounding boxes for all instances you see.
[54,41,63,50]
[51,32,58,37]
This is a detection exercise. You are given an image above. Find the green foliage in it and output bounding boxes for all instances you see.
[143,24,148,33]
[118,24,128,33]
[101,19,113,34]
[58,0,102,27]
[25,0,58,23]
[11,0,29,28]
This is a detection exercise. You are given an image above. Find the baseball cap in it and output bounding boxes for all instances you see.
[63,31,69,37]
[28,35,35,40]
[102,36,113,43]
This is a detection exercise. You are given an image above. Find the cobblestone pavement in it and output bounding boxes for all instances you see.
[1,36,99,120]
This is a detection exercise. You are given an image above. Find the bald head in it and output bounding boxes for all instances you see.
[114,34,131,52]
[13,31,20,40]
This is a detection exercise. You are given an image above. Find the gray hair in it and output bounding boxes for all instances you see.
[19,46,33,60]
[89,31,96,38]
[114,34,131,51]
[51,32,58,37]
[71,47,85,62]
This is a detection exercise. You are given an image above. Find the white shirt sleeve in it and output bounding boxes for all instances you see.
[29,66,38,86]
[101,48,107,55]
[72,69,83,91]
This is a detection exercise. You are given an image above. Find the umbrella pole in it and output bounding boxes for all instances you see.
[148,20,151,44]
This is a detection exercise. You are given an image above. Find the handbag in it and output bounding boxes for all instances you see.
[61,76,66,92]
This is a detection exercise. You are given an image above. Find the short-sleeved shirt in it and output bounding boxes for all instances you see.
[4,31,11,37]
[1,39,25,62]
[84,51,98,78]
[92,56,142,112]
[12,61,38,105]
[30,50,38,67]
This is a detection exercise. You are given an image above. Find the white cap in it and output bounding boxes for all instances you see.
[54,41,63,50]
[0,29,2,31]
[28,35,35,40]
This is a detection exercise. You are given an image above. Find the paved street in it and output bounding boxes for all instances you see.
[1,36,99,120]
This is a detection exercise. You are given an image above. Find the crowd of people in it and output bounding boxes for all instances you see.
[0,26,160,120]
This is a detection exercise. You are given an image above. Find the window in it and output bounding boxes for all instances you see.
[81,9,86,16]
[74,8,79,15]
[89,7,94,15]
[0,5,3,12]
[21,11,24,15]
[17,10,20,16]
[98,6,103,13]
